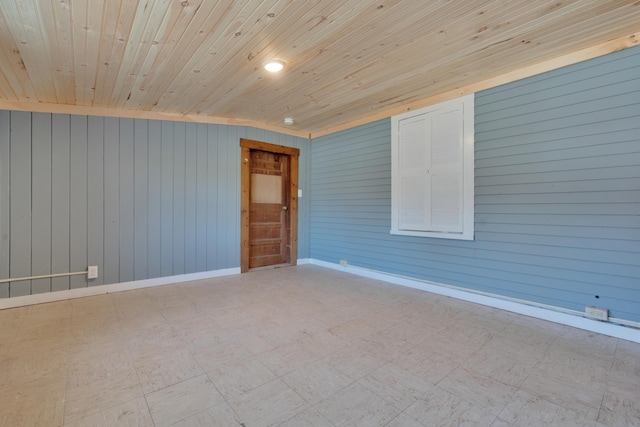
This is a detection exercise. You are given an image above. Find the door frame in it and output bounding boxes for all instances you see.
[240,138,300,273]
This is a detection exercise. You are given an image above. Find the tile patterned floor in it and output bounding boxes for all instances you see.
[0,265,638,426]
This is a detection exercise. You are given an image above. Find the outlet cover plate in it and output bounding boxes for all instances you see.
[585,306,608,321]
[87,265,99,279]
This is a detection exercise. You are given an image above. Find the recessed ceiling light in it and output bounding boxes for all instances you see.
[263,59,285,72]
[284,117,294,125]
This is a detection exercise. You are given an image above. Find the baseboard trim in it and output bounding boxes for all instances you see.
[0,267,241,310]
[307,259,640,344]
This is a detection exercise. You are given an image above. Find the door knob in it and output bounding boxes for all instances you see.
[282,206,288,211]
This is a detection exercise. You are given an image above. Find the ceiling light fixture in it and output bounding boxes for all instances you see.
[284,117,294,125]
[263,59,285,72]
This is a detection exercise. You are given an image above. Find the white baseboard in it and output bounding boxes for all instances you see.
[307,259,640,344]
[0,267,241,310]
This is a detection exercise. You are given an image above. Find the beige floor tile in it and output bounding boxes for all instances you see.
[297,329,349,359]
[358,362,435,410]
[67,344,134,388]
[279,408,335,427]
[0,345,68,385]
[64,369,143,419]
[260,341,319,377]
[324,341,388,381]
[437,366,518,416]
[169,402,240,427]
[282,359,353,405]
[464,345,539,388]
[228,378,309,426]
[404,387,497,426]
[385,412,427,427]
[63,396,153,427]
[0,371,66,427]
[207,356,277,400]
[498,389,598,427]
[519,365,603,419]
[190,334,256,373]
[597,388,640,427]
[133,347,204,394]
[127,323,189,358]
[145,374,224,427]
[70,294,116,318]
[315,382,401,427]
[392,347,461,385]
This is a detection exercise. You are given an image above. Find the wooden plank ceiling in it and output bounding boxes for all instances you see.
[0,0,639,137]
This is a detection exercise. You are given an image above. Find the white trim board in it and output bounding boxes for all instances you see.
[307,259,640,344]
[0,268,240,310]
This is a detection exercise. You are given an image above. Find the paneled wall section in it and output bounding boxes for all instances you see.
[310,45,640,322]
[0,115,309,297]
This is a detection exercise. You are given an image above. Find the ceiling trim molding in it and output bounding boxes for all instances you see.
[310,31,640,139]
[0,100,310,139]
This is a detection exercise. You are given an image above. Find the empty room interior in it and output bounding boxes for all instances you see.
[1,1,640,426]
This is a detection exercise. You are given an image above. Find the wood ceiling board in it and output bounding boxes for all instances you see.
[0,0,639,136]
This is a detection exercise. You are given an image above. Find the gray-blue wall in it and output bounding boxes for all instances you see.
[310,46,640,323]
[0,116,309,297]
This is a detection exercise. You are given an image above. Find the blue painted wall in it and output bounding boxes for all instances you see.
[0,116,309,297]
[310,46,640,322]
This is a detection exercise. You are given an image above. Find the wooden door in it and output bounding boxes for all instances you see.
[240,139,299,272]
[249,150,289,268]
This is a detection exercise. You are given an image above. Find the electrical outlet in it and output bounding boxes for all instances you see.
[585,306,608,321]
[87,265,99,279]
[339,260,348,266]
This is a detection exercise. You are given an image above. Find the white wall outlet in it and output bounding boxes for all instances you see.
[87,265,99,279]
[298,189,302,198]
[339,260,348,266]
[585,306,608,321]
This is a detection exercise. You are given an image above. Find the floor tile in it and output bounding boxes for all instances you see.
[0,371,66,427]
[64,396,153,427]
[498,389,597,427]
[169,402,240,427]
[64,369,143,420]
[314,382,401,427]
[228,378,309,426]
[279,408,335,427]
[133,347,204,394]
[207,356,276,400]
[145,374,224,427]
[404,386,497,426]
[358,362,435,410]
[260,342,318,377]
[282,359,353,405]
[437,366,518,416]
[385,412,426,427]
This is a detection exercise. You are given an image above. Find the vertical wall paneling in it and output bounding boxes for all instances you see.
[173,122,186,275]
[51,114,70,292]
[0,111,9,298]
[9,112,32,296]
[87,116,104,286]
[184,123,197,274]
[216,125,228,269]
[119,118,135,282]
[0,110,309,299]
[103,117,120,285]
[195,123,208,271]
[69,115,88,289]
[160,121,174,276]
[147,120,162,278]
[227,126,239,267]
[206,124,218,270]
[133,119,148,280]
[31,113,52,294]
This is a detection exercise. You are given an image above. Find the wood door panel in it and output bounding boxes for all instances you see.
[240,139,299,273]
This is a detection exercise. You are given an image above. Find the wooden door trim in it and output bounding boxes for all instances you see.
[240,139,299,273]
